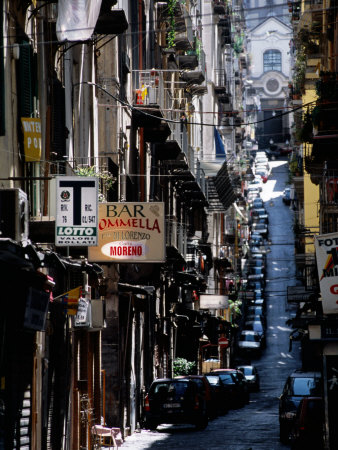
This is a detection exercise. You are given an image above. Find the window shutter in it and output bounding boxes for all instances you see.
[0,0,5,135]
[18,41,34,117]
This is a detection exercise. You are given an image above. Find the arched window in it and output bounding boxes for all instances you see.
[263,50,281,72]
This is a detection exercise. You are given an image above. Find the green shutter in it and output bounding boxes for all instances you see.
[18,41,34,118]
[0,0,4,135]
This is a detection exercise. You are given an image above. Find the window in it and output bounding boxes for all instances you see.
[263,50,281,72]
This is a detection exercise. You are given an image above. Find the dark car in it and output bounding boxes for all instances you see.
[210,369,250,407]
[283,188,291,205]
[252,216,269,226]
[247,298,266,310]
[236,365,260,392]
[251,208,269,223]
[251,222,268,238]
[250,198,264,209]
[290,397,324,449]
[247,280,265,292]
[265,147,281,160]
[237,330,262,357]
[144,378,209,430]
[175,375,217,420]
[279,370,322,443]
[204,374,230,415]
[244,320,266,348]
[249,234,264,247]
[248,270,265,283]
[246,305,265,318]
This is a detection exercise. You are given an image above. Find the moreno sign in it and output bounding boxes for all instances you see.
[315,232,338,314]
[88,202,165,263]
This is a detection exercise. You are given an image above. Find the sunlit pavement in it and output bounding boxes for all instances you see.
[121,159,299,449]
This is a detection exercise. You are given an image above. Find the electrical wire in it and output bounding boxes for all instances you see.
[76,80,317,129]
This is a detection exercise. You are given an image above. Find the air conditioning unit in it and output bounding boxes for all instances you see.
[0,188,29,241]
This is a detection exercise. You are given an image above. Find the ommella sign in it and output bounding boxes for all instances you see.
[88,202,165,263]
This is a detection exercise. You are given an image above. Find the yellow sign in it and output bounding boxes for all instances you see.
[88,202,165,263]
[21,117,42,162]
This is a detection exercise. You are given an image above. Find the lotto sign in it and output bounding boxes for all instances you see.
[56,177,98,246]
[315,232,338,314]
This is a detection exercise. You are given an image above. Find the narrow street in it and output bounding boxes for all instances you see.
[121,159,300,449]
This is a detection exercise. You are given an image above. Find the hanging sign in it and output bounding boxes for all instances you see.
[315,232,338,314]
[88,202,165,262]
[21,118,42,162]
[55,176,98,246]
[74,297,91,327]
[199,295,229,310]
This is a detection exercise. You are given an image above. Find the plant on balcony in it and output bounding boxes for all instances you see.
[186,35,202,58]
[295,108,313,143]
[75,165,116,202]
[233,33,244,56]
[167,0,177,48]
[315,71,338,101]
[293,48,306,94]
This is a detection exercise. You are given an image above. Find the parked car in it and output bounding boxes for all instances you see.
[144,378,209,430]
[247,298,266,310]
[283,188,291,205]
[250,198,264,209]
[252,216,269,226]
[290,397,324,449]
[204,374,229,415]
[175,375,217,420]
[210,369,250,407]
[265,147,281,160]
[246,305,265,318]
[248,180,262,192]
[247,190,260,202]
[251,223,268,238]
[278,146,293,156]
[255,169,269,183]
[279,370,322,443]
[251,208,269,223]
[246,312,266,325]
[236,365,260,392]
[249,234,264,247]
[244,320,266,348]
[237,330,262,357]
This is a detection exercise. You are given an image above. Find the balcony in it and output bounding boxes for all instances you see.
[166,217,187,261]
[175,163,208,208]
[320,164,338,206]
[95,1,128,35]
[214,69,227,94]
[132,70,171,142]
[182,50,207,95]
[177,54,198,70]
[153,115,188,161]
[174,11,194,51]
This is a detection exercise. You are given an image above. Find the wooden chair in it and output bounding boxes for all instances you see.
[92,425,123,449]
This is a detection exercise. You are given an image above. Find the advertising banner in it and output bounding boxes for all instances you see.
[88,202,165,263]
[199,294,229,310]
[314,233,338,314]
[21,118,42,162]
